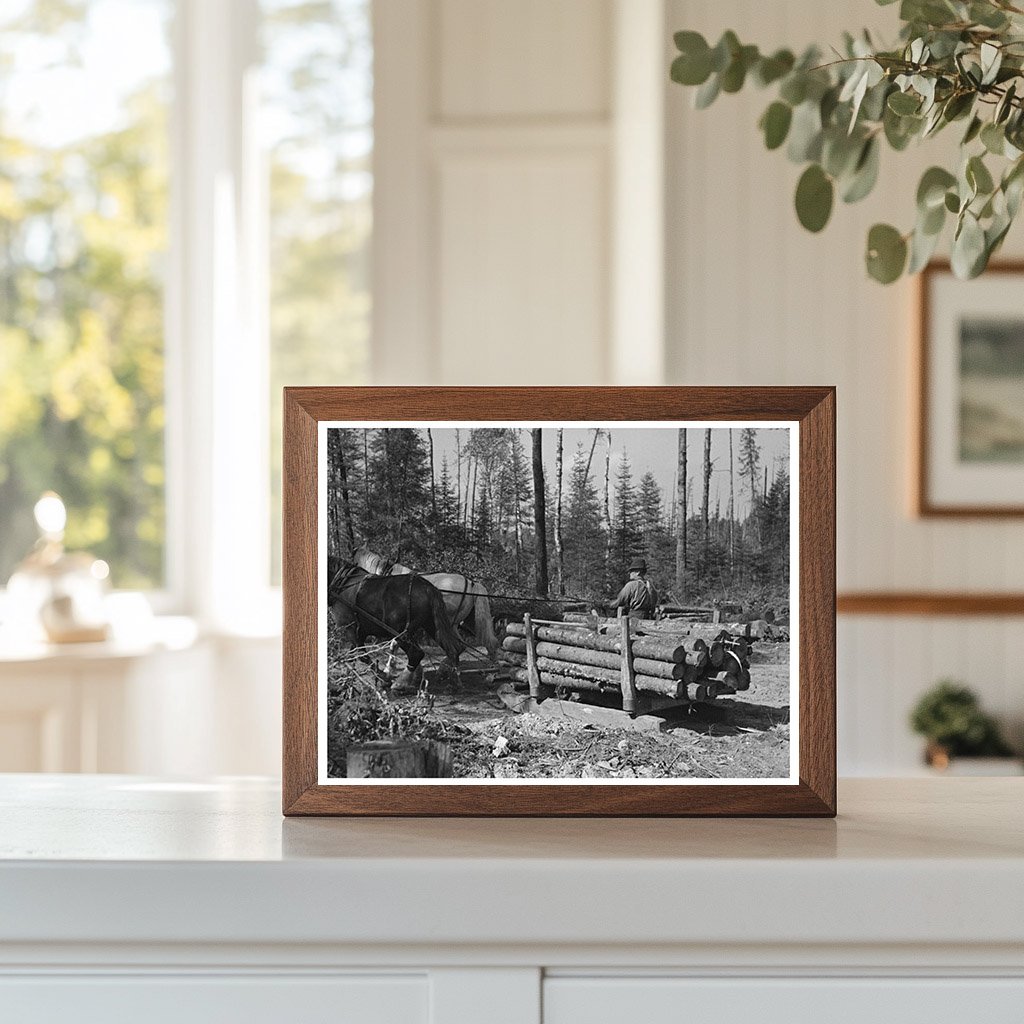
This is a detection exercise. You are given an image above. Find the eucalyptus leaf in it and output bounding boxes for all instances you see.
[996,83,1017,124]
[962,115,983,145]
[920,199,946,235]
[754,49,795,87]
[710,31,740,73]
[795,164,834,232]
[908,222,942,273]
[888,90,921,115]
[822,128,863,178]
[721,44,759,93]
[917,166,957,210]
[967,154,995,195]
[970,2,1009,29]
[760,101,793,150]
[694,73,721,109]
[981,121,1005,155]
[980,42,1002,86]
[866,223,908,283]
[779,74,807,106]
[787,100,823,162]
[951,212,987,278]
[842,137,881,203]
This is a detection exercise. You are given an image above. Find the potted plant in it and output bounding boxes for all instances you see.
[910,680,1019,773]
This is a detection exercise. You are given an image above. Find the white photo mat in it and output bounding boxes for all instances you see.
[316,420,800,787]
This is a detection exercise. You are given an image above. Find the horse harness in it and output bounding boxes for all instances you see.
[329,564,414,643]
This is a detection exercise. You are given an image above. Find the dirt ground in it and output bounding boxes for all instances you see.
[332,639,793,781]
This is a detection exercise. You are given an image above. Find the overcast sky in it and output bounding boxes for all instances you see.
[427,426,790,521]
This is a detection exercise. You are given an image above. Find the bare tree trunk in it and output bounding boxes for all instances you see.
[455,428,462,528]
[603,430,612,584]
[728,428,735,582]
[675,429,687,598]
[582,427,600,481]
[337,435,356,554]
[531,428,549,597]
[702,428,712,571]
[511,430,524,576]
[554,428,565,594]
[468,456,478,537]
[362,428,370,511]
[426,428,437,523]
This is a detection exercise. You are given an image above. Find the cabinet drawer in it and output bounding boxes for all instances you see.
[544,977,1024,1024]
[0,974,426,1024]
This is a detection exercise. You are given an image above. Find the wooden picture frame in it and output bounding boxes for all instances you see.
[283,387,836,816]
[916,260,1024,517]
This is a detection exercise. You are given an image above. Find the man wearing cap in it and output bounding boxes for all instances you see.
[613,557,658,618]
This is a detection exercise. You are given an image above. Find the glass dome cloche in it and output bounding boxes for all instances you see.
[5,492,111,644]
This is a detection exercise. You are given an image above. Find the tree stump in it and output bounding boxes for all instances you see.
[345,739,454,778]
[346,741,426,778]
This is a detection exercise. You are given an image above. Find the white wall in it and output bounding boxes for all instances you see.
[664,0,1024,771]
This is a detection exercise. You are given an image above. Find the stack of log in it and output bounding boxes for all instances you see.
[499,612,753,714]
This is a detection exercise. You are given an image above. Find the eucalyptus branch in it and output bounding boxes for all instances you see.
[670,0,1024,283]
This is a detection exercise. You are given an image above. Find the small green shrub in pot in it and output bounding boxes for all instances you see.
[909,680,1014,765]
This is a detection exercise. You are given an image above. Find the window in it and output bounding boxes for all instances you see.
[0,0,172,589]
[262,0,372,580]
[0,0,373,616]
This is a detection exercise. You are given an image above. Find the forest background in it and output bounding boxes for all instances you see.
[327,426,792,613]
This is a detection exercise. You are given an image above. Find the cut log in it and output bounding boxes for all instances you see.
[509,666,609,693]
[505,621,686,663]
[619,611,638,715]
[506,660,685,698]
[563,612,701,634]
[501,637,702,680]
[560,612,763,641]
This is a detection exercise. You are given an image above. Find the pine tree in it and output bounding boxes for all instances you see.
[363,427,431,563]
[637,471,663,546]
[610,451,641,585]
[563,441,606,599]
[738,427,761,513]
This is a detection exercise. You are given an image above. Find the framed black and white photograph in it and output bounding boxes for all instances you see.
[283,387,835,816]
[917,262,1024,517]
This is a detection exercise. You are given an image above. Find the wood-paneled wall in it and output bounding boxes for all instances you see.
[666,0,1024,772]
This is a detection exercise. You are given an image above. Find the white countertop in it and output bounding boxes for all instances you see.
[1,775,1022,954]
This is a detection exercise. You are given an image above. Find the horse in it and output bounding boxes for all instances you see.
[353,547,499,659]
[327,557,465,693]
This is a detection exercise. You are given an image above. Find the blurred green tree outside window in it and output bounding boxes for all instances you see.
[263,0,372,582]
[0,0,171,589]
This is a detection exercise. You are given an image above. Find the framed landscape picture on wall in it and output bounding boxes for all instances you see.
[282,387,835,817]
[918,262,1024,516]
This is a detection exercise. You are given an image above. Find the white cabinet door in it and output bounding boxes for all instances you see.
[544,977,1024,1024]
[0,974,427,1024]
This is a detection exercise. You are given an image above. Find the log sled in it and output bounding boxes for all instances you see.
[498,608,755,721]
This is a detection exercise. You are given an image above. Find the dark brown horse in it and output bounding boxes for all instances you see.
[327,557,465,691]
